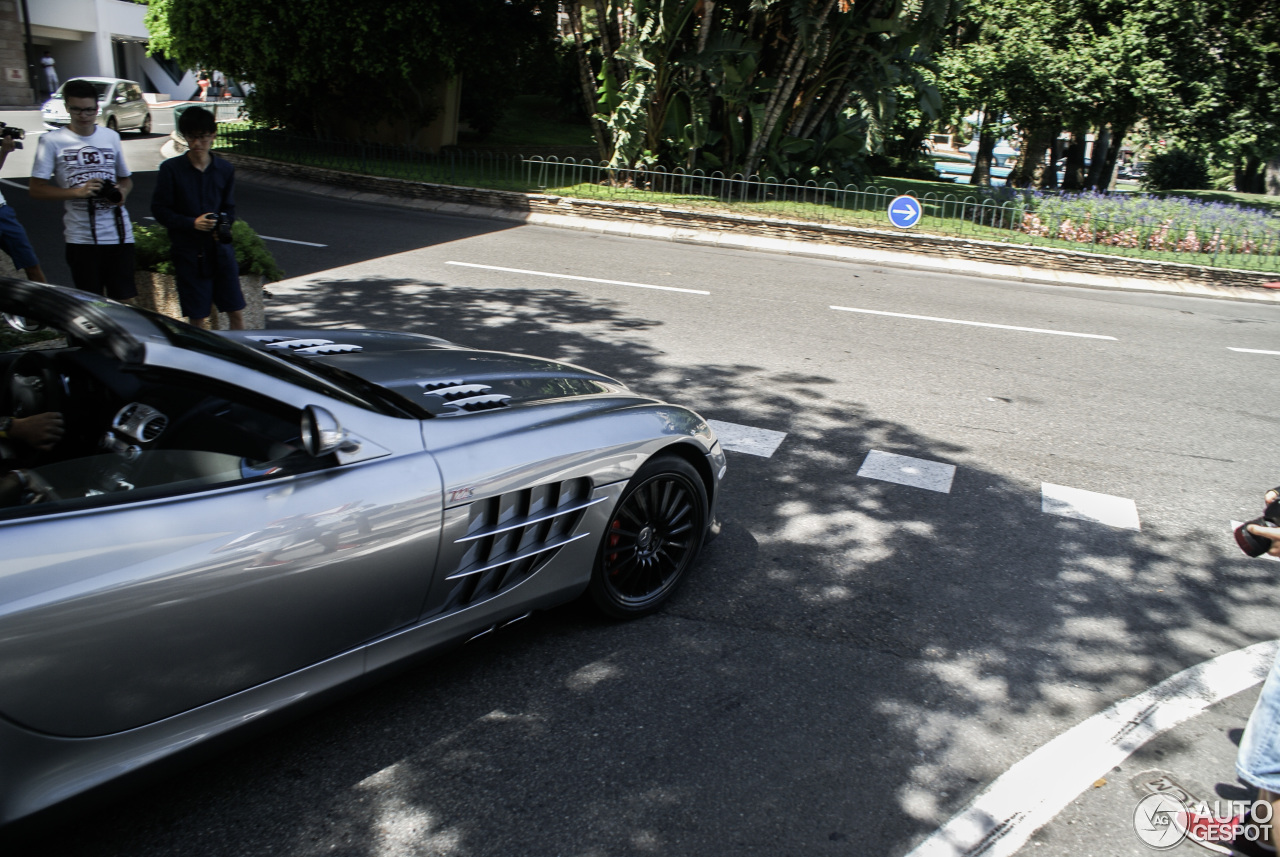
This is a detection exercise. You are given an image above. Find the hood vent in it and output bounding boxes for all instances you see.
[418,380,511,414]
[249,336,364,354]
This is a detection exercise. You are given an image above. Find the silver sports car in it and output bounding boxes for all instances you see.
[0,278,724,824]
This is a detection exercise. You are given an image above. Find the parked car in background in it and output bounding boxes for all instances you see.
[41,77,152,134]
[0,278,724,825]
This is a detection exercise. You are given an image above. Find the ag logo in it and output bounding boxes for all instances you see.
[1132,792,1187,849]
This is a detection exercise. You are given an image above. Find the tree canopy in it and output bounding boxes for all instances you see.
[564,0,959,179]
[144,0,553,145]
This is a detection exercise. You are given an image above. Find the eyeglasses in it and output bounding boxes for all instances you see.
[67,106,98,115]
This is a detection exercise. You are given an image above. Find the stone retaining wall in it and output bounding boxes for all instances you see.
[221,152,1280,293]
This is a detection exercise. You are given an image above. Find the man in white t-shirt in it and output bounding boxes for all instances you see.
[30,78,136,300]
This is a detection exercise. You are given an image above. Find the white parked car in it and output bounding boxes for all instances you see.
[41,77,152,135]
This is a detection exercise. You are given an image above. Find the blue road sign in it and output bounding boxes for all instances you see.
[887,195,922,229]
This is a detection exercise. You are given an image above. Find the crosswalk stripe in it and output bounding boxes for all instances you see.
[1042,483,1140,530]
[857,450,956,493]
[706,420,787,458]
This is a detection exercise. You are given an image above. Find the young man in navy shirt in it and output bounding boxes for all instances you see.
[151,106,245,329]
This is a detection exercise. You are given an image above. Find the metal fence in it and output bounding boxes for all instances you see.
[214,129,1280,273]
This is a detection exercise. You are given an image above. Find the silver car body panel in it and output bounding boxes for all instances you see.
[0,281,724,824]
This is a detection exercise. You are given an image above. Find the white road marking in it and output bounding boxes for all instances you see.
[141,216,326,247]
[1041,483,1140,530]
[906,639,1280,857]
[1229,347,1280,356]
[857,450,956,493]
[707,420,786,458]
[257,234,327,247]
[1231,521,1280,562]
[0,178,26,191]
[447,261,710,295]
[830,305,1116,340]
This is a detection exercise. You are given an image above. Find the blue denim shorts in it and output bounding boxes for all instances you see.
[1238,651,1280,792]
[0,205,39,271]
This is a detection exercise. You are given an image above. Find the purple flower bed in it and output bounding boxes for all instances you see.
[983,189,1280,258]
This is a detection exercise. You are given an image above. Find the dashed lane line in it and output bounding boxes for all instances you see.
[139,215,327,247]
[1229,347,1280,356]
[830,305,1117,340]
[446,261,711,295]
[906,639,1280,857]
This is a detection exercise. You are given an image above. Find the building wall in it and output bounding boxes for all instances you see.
[0,0,34,106]
[22,0,150,94]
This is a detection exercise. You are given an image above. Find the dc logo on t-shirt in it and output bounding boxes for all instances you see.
[77,148,105,167]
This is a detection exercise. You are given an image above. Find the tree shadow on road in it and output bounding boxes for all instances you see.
[19,274,1277,857]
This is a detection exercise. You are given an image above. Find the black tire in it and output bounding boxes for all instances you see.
[106,116,117,133]
[139,114,151,135]
[588,454,707,619]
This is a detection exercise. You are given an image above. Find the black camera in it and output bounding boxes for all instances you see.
[213,211,233,244]
[1234,489,1280,557]
[92,179,123,205]
[0,123,24,149]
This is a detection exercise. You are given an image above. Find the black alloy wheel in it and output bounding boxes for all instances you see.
[589,455,707,618]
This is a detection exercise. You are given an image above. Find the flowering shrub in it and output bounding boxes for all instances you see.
[988,189,1280,258]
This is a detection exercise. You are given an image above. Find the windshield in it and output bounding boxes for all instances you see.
[146,315,417,417]
[54,82,111,100]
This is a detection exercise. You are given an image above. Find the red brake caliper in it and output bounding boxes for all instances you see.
[608,520,621,575]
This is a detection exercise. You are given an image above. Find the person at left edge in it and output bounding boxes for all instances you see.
[29,78,137,302]
[0,133,47,282]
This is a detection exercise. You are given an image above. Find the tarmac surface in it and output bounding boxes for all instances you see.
[1,103,1279,856]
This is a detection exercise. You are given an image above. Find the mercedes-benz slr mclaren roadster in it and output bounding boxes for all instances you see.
[0,279,725,824]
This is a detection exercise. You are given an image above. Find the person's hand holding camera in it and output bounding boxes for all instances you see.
[194,212,216,232]
[74,178,105,199]
[1245,489,1280,558]
[1237,488,1280,558]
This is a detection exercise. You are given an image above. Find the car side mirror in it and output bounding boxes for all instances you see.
[114,95,126,104]
[3,313,43,333]
[300,405,359,456]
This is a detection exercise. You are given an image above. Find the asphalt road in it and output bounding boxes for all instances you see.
[3,116,1280,856]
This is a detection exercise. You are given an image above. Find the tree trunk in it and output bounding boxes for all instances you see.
[1038,135,1064,189]
[970,122,996,186]
[742,0,837,177]
[1098,124,1128,192]
[1061,126,1088,191]
[1266,156,1280,196]
[1008,123,1053,188]
[1085,125,1110,190]
[566,2,612,162]
[1235,155,1263,194]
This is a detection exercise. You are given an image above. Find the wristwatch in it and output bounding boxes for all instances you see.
[0,416,11,439]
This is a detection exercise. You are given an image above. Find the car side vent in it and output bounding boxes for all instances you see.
[418,381,512,413]
[440,478,605,610]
